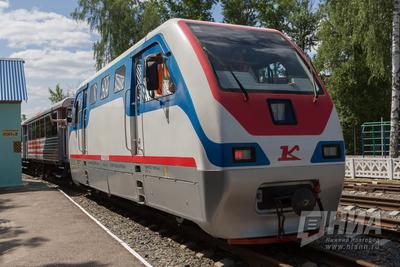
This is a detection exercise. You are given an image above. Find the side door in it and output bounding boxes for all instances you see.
[134,44,175,156]
[132,55,145,156]
[70,88,88,185]
[81,87,89,154]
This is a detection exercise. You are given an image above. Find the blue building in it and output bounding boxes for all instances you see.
[0,58,27,187]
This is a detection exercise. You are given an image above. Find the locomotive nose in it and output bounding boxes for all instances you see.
[291,187,316,216]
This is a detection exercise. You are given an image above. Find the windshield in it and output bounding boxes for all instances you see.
[187,23,320,94]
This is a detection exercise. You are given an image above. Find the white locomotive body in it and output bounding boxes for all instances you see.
[68,19,345,243]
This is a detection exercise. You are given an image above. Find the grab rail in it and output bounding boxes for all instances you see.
[123,88,133,152]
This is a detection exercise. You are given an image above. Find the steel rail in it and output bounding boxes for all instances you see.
[340,193,400,211]
[344,181,400,193]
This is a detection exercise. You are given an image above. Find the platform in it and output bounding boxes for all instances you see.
[0,177,145,267]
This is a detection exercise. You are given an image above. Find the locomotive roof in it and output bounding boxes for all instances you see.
[22,97,74,125]
[75,19,278,94]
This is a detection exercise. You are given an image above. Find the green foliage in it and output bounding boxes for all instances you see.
[287,0,322,52]
[137,0,168,39]
[164,0,216,21]
[221,0,321,52]
[221,0,257,25]
[255,0,296,31]
[48,84,69,104]
[72,0,140,69]
[73,0,216,69]
[315,0,393,154]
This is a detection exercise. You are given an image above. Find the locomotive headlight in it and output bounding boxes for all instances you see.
[232,147,256,163]
[322,144,340,159]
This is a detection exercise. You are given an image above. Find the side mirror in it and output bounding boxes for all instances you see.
[145,61,160,92]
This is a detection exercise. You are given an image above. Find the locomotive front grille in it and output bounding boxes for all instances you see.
[256,182,313,214]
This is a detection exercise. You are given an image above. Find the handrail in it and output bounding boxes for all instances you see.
[124,88,133,152]
[82,108,87,154]
[135,82,145,154]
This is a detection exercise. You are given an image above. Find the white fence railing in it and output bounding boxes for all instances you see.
[345,156,400,180]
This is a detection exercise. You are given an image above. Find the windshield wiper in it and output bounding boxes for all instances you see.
[230,71,249,102]
[307,60,319,102]
[202,46,249,102]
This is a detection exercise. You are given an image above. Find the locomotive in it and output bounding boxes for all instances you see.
[25,19,345,244]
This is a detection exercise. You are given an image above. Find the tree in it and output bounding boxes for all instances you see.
[221,0,257,26]
[287,0,322,52]
[72,0,216,69]
[21,114,27,122]
[315,0,393,154]
[49,84,69,104]
[220,0,321,52]
[389,0,400,157]
[137,1,168,39]
[72,0,141,69]
[255,0,295,32]
[164,0,216,21]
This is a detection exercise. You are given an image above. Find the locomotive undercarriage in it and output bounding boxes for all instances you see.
[67,158,344,242]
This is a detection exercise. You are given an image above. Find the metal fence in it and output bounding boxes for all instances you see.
[360,120,390,156]
[345,156,400,180]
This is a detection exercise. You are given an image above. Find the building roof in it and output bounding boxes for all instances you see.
[22,97,74,125]
[0,58,27,101]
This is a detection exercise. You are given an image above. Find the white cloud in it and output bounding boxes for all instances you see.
[14,48,96,118]
[11,49,94,80]
[0,0,9,10]
[0,5,98,119]
[0,8,94,49]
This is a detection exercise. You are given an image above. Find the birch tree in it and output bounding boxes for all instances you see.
[48,84,69,104]
[390,0,400,157]
[315,0,393,154]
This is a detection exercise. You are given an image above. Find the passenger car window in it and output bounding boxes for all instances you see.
[90,83,97,104]
[100,76,110,99]
[114,65,125,92]
[45,116,51,137]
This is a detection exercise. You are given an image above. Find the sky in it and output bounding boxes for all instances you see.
[0,0,223,118]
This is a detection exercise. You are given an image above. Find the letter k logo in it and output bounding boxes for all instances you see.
[279,145,301,161]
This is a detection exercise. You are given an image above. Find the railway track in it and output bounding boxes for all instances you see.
[344,180,400,193]
[36,174,380,267]
[340,193,400,211]
[339,192,400,241]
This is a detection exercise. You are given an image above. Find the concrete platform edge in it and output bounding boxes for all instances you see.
[58,189,153,267]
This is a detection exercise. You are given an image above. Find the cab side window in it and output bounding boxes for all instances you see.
[100,76,110,99]
[74,97,81,127]
[90,83,97,104]
[114,65,125,92]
